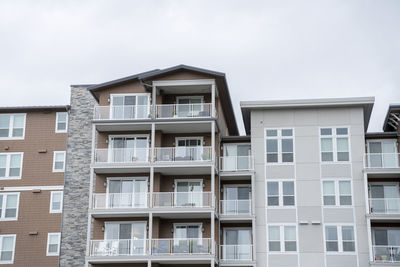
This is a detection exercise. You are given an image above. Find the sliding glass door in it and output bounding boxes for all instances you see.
[370,184,400,213]
[224,228,252,260]
[105,222,146,255]
[224,185,251,215]
[108,178,147,208]
[368,140,398,168]
[109,136,148,162]
[223,144,251,171]
[111,94,150,119]
[175,180,203,207]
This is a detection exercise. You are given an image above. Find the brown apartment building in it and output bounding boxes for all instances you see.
[0,106,68,266]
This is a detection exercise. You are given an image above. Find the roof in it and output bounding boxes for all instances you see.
[383,104,400,132]
[0,105,70,112]
[241,97,375,135]
[84,64,238,135]
[365,132,399,139]
[221,135,251,142]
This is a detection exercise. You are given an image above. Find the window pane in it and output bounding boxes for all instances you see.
[13,115,24,128]
[9,154,21,177]
[324,196,336,205]
[267,182,278,196]
[269,241,280,251]
[0,155,6,177]
[284,226,296,240]
[267,154,278,163]
[266,140,278,153]
[6,195,17,209]
[54,162,64,170]
[322,152,333,162]
[337,152,349,161]
[337,138,349,151]
[283,182,294,195]
[283,196,295,206]
[340,196,352,205]
[326,241,338,251]
[339,181,351,195]
[268,197,279,206]
[2,236,14,251]
[326,226,338,240]
[0,115,10,128]
[55,153,64,161]
[282,153,293,163]
[266,130,277,137]
[336,128,348,135]
[320,128,332,135]
[321,138,333,152]
[343,241,355,252]
[285,241,296,251]
[282,139,293,153]
[342,226,354,241]
[58,113,67,122]
[282,129,293,136]
[268,226,280,240]
[323,181,335,195]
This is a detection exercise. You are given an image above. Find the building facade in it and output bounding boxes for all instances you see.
[0,106,68,266]
[1,65,399,267]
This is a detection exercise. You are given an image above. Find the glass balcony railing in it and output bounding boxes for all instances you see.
[154,146,212,162]
[373,245,400,263]
[90,239,148,256]
[94,148,150,163]
[152,192,213,208]
[94,105,151,120]
[220,156,254,172]
[220,244,253,261]
[369,198,400,214]
[156,103,213,119]
[365,153,400,168]
[92,193,148,209]
[151,238,212,255]
[220,200,251,216]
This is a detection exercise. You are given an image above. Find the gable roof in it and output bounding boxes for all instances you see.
[383,104,400,132]
[86,64,238,135]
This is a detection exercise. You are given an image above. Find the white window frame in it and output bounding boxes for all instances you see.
[0,113,26,140]
[173,222,203,239]
[46,232,61,256]
[110,93,151,119]
[267,224,298,253]
[323,224,356,254]
[175,136,204,147]
[55,112,68,133]
[265,128,295,164]
[266,180,296,208]
[0,152,23,180]
[321,179,353,207]
[52,151,66,172]
[0,193,20,221]
[0,234,16,264]
[49,191,63,213]
[319,127,351,163]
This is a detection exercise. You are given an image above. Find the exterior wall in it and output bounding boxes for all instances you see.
[59,86,95,266]
[0,109,66,267]
[250,107,369,267]
[96,80,148,106]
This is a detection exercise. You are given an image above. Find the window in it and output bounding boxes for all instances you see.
[322,180,352,206]
[367,140,398,168]
[320,127,350,162]
[267,181,295,207]
[0,114,26,139]
[268,225,297,252]
[50,191,63,213]
[111,94,150,119]
[0,193,19,220]
[0,153,23,179]
[265,129,294,163]
[46,233,61,256]
[55,112,68,133]
[325,225,355,252]
[0,235,16,263]
[53,151,66,172]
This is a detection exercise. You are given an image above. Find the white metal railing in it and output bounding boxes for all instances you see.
[94,148,150,163]
[369,198,400,214]
[92,193,149,209]
[156,103,213,119]
[220,200,251,216]
[365,153,400,168]
[94,105,151,120]
[373,245,400,263]
[153,192,213,208]
[154,146,212,162]
[220,156,254,172]
[220,245,253,261]
[151,238,212,255]
[90,239,148,256]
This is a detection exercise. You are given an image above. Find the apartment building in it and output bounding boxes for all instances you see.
[57,64,399,267]
[0,106,68,266]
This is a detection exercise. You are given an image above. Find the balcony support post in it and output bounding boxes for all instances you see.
[150,166,154,208]
[147,260,151,267]
[152,84,156,119]
[211,210,215,256]
[149,212,153,255]
[151,123,155,163]
[211,81,216,117]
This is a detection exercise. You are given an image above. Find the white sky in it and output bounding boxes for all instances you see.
[0,0,399,134]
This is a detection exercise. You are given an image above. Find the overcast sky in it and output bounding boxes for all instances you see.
[0,0,399,134]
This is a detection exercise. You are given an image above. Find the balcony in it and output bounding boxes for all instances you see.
[220,200,252,219]
[94,105,151,121]
[153,192,213,208]
[154,146,212,163]
[92,193,149,211]
[220,244,253,262]
[93,148,151,173]
[220,156,254,172]
[370,198,400,215]
[156,103,213,119]
[373,245,400,263]
[90,239,149,257]
[151,238,212,255]
[364,153,400,177]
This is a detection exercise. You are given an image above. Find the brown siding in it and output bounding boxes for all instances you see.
[93,218,149,240]
[97,81,149,106]
[157,219,211,239]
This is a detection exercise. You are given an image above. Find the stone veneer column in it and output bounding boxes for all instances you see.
[59,85,95,266]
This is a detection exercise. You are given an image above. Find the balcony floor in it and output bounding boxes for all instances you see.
[87,254,215,264]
